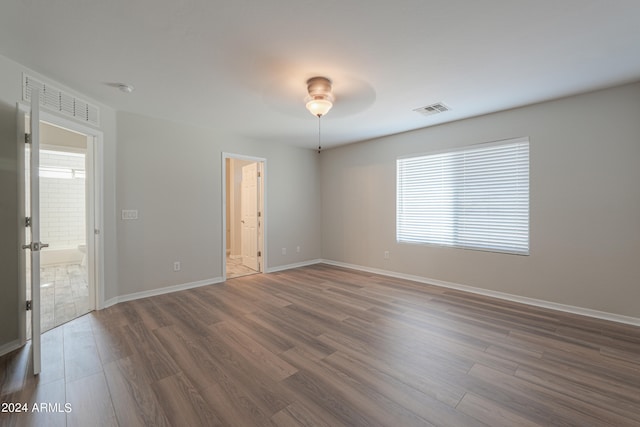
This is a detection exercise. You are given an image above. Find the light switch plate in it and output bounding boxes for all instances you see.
[121,209,138,220]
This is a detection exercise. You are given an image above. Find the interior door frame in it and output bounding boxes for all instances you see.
[221,152,266,280]
[17,103,105,345]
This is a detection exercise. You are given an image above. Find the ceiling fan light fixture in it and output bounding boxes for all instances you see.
[305,96,333,117]
[304,76,334,152]
[305,76,334,117]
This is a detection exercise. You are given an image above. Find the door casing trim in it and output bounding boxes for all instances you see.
[16,102,104,345]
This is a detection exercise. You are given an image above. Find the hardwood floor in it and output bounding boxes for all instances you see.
[2,264,640,426]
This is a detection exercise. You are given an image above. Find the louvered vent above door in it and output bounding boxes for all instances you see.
[23,74,100,127]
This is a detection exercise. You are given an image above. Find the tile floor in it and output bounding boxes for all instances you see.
[226,255,259,279]
[37,263,92,333]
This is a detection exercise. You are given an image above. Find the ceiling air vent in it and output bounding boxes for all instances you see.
[413,102,450,117]
[23,74,100,127]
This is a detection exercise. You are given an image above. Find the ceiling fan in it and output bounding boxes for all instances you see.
[261,72,376,120]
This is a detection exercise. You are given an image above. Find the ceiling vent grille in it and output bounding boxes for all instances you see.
[23,74,100,127]
[413,102,450,117]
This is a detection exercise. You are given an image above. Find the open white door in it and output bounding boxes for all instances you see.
[23,90,45,375]
[241,163,259,271]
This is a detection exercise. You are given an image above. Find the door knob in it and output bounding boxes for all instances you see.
[22,242,49,251]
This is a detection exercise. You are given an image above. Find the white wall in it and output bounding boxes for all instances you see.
[321,83,640,319]
[115,112,322,297]
[39,151,86,250]
[0,53,118,349]
[39,124,88,267]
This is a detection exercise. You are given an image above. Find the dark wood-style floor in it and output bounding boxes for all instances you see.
[2,264,640,426]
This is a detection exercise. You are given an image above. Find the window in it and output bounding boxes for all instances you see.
[396,137,529,255]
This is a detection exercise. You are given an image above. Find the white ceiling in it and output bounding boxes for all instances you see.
[1,0,639,149]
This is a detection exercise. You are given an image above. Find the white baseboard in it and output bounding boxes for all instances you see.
[266,259,323,273]
[320,259,640,327]
[0,339,23,358]
[104,276,225,308]
[102,259,323,308]
[97,258,639,327]
[101,259,323,309]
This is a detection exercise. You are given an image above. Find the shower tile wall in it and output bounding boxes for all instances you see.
[40,151,86,250]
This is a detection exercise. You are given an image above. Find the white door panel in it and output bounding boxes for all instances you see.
[241,163,258,271]
[23,90,43,375]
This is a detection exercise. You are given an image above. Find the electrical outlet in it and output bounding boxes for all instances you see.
[282,248,287,255]
[173,261,181,271]
[384,251,390,259]
[296,246,300,253]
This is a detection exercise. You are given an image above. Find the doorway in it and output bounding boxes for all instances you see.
[223,154,265,279]
[23,119,99,336]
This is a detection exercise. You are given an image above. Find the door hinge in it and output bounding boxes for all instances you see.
[257,171,261,178]
[25,133,31,144]
[257,251,262,257]
[258,211,261,217]
[26,300,32,311]
[25,217,31,227]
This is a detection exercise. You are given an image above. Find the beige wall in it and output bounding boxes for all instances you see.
[0,82,20,349]
[321,83,640,318]
[115,112,322,297]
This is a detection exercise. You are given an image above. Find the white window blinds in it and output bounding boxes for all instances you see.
[396,137,529,255]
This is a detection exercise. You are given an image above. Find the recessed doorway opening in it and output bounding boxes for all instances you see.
[23,120,97,335]
[223,154,266,279]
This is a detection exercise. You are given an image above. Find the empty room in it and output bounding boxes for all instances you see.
[1,1,639,426]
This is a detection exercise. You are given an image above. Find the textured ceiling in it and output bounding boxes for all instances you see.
[1,0,639,149]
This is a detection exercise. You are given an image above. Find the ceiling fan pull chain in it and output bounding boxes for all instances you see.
[318,115,322,153]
